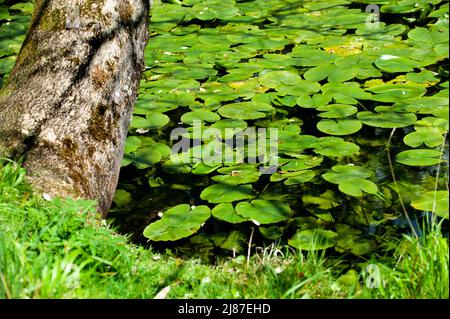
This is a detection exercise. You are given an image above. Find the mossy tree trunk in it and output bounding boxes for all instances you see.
[0,0,150,215]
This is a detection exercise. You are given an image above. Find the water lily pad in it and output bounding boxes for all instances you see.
[211,203,248,223]
[322,165,378,197]
[317,104,358,118]
[133,148,162,169]
[314,137,360,157]
[212,165,261,185]
[113,189,132,207]
[258,70,303,87]
[278,132,317,154]
[322,82,372,104]
[235,200,291,224]
[375,55,422,73]
[281,156,323,171]
[124,136,142,154]
[143,204,211,241]
[200,183,255,203]
[411,191,449,219]
[366,84,426,102]
[335,224,374,256]
[396,149,443,166]
[181,110,221,124]
[218,102,273,120]
[357,111,416,128]
[130,113,170,129]
[302,190,340,210]
[403,129,444,148]
[288,229,337,251]
[317,119,362,135]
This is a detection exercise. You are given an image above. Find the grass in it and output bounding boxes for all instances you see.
[0,159,448,299]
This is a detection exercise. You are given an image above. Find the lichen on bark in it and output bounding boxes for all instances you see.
[0,0,151,215]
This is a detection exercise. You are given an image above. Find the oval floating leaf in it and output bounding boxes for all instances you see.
[211,203,248,223]
[322,165,378,197]
[288,229,337,251]
[317,119,362,135]
[143,204,211,241]
[235,200,292,224]
[411,191,449,219]
[396,149,443,166]
[200,183,255,203]
[218,102,273,120]
[358,111,417,128]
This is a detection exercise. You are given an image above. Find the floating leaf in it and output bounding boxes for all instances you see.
[411,191,449,219]
[288,229,337,251]
[317,104,358,118]
[375,55,422,73]
[212,164,261,185]
[235,200,291,224]
[314,137,360,157]
[143,204,211,241]
[218,102,273,120]
[200,183,255,203]
[211,203,248,224]
[113,189,132,207]
[181,110,221,124]
[317,119,362,135]
[403,129,444,148]
[358,111,417,128]
[322,165,378,197]
[396,149,443,166]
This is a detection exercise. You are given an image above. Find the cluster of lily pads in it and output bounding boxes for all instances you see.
[0,0,448,256]
[133,0,449,254]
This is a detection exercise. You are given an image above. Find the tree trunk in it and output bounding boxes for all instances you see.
[0,0,150,215]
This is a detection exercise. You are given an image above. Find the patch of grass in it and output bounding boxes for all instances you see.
[0,159,447,299]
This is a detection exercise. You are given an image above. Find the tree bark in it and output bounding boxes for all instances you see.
[0,0,150,215]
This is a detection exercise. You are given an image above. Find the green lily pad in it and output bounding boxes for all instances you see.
[113,189,132,207]
[218,102,273,120]
[317,104,358,118]
[133,148,162,169]
[357,111,417,128]
[143,204,211,241]
[396,149,443,166]
[278,132,318,154]
[317,119,362,135]
[258,70,303,87]
[181,110,221,124]
[235,200,291,224]
[302,190,340,210]
[259,226,285,240]
[322,82,372,104]
[212,165,261,185]
[366,84,427,102]
[130,113,170,129]
[288,229,337,251]
[270,170,315,183]
[403,129,444,148]
[314,137,360,157]
[335,224,374,256]
[124,136,142,154]
[322,165,378,197]
[200,183,255,203]
[281,156,323,171]
[211,203,248,223]
[411,191,449,219]
[375,55,422,73]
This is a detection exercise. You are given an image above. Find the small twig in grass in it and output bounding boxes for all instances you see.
[247,227,255,268]
[386,128,418,239]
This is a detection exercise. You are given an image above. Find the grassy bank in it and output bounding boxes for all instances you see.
[0,159,448,299]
